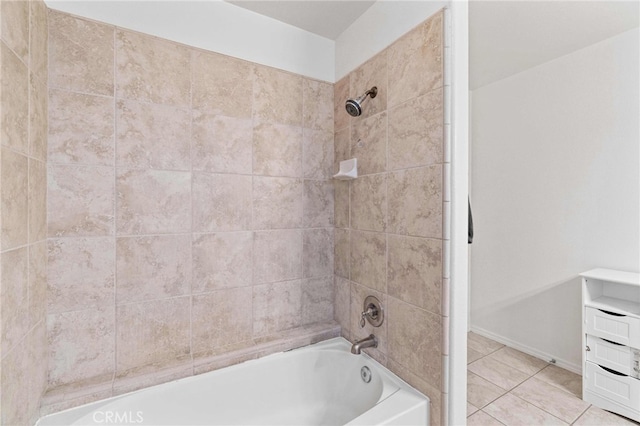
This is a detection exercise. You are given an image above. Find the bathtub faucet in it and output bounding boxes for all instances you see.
[350,334,378,355]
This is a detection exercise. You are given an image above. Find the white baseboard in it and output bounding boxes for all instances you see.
[470,326,582,375]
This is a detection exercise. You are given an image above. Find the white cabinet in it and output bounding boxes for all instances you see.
[581,269,640,422]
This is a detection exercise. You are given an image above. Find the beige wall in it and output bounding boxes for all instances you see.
[333,10,448,426]
[43,9,337,414]
[0,0,49,424]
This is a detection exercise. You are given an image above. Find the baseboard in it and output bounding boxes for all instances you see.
[470,326,582,375]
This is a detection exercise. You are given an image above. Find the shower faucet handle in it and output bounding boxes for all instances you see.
[359,296,384,328]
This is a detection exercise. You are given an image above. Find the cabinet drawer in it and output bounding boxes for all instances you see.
[585,361,640,410]
[586,335,640,378]
[585,307,640,348]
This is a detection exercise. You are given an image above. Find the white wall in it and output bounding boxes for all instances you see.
[470,28,640,372]
[335,0,447,80]
[45,0,335,82]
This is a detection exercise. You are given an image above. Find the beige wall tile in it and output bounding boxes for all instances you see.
[303,128,333,180]
[253,65,302,125]
[27,321,48,422]
[253,230,302,284]
[116,297,190,376]
[350,230,386,293]
[1,247,29,352]
[192,288,253,357]
[116,169,190,235]
[351,173,386,232]
[1,148,28,249]
[193,172,251,232]
[116,30,190,106]
[30,74,48,161]
[29,241,47,326]
[48,89,114,166]
[252,176,302,229]
[303,179,334,227]
[334,180,349,229]
[349,51,387,119]
[389,360,444,426]
[116,235,191,304]
[388,11,443,107]
[388,165,442,238]
[253,121,302,177]
[48,164,114,237]
[302,277,334,324]
[1,43,28,153]
[192,50,253,118]
[47,237,114,313]
[49,11,114,95]
[1,336,30,425]
[333,127,350,174]
[253,280,302,336]
[388,89,443,170]
[30,0,48,84]
[116,99,190,170]
[192,232,253,293]
[192,111,252,174]
[334,277,351,335]
[303,79,333,131]
[1,0,29,63]
[333,75,350,131]
[350,111,387,175]
[303,228,333,278]
[388,234,442,315]
[350,282,388,361]
[47,308,115,387]
[334,228,350,279]
[388,297,442,388]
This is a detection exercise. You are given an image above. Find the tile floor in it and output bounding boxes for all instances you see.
[466,332,640,425]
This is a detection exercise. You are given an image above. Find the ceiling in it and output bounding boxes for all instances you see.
[225,1,375,40]
[470,1,640,89]
[225,0,639,89]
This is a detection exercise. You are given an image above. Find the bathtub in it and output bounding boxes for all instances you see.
[37,337,429,426]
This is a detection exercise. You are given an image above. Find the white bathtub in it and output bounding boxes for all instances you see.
[37,338,429,426]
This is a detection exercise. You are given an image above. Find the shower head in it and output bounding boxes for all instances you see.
[345,86,378,117]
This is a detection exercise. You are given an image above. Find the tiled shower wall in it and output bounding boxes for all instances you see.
[0,0,49,424]
[333,10,450,426]
[44,9,337,411]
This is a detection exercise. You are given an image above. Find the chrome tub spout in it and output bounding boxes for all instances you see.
[351,334,378,354]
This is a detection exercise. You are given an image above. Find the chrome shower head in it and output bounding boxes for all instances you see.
[345,86,377,117]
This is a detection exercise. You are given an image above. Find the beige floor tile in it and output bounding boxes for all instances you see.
[468,402,479,417]
[488,346,548,375]
[534,365,582,398]
[468,347,484,364]
[467,410,505,426]
[484,393,568,425]
[468,371,506,408]
[468,332,504,355]
[468,356,530,391]
[511,377,590,424]
[573,406,639,425]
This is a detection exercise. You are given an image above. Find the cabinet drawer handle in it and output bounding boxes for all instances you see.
[598,364,628,377]
[598,309,626,317]
[601,338,625,346]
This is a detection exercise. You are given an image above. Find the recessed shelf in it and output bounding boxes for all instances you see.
[586,296,640,318]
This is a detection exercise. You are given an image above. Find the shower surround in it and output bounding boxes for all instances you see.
[333,10,450,426]
[1,4,449,425]
[0,0,49,425]
[43,9,337,414]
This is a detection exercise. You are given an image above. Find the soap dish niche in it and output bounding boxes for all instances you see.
[333,158,357,180]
